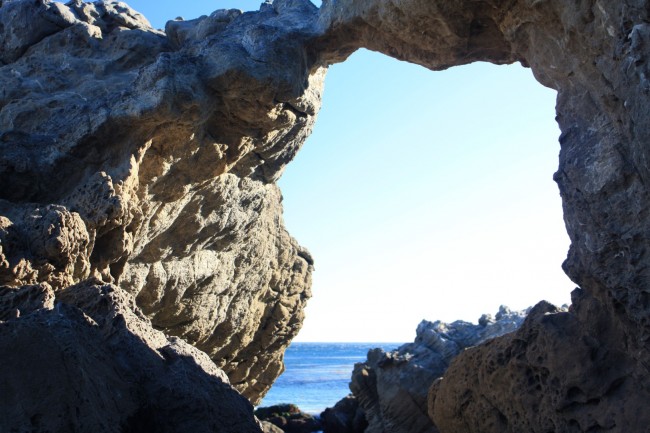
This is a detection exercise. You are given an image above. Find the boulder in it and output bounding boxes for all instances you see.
[320,394,368,433]
[0,0,320,404]
[0,280,260,433]
[255,404,322,433]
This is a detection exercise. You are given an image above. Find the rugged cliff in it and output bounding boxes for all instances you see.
[0,0,321,405]
[2,0,650,432]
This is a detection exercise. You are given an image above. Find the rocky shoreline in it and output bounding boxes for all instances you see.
[257,306,530,433]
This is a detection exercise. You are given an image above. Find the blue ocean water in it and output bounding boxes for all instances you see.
[258,342,403,415]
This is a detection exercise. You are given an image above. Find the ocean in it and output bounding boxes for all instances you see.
[258,342,404,415]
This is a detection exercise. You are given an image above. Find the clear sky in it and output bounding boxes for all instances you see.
[69,1,575,342]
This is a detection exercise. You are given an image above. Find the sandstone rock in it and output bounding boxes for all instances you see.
[0,0,320,404]
[346,307,527,433]
[0,202,91,290]
[430,296,650,432]
[0,280,260,433]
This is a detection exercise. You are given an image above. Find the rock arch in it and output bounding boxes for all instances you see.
[0,0,649,431]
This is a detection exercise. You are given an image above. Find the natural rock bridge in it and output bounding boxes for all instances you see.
[1,0,649,431]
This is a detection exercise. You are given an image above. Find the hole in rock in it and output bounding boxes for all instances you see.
[60,0,574,417]
[261,50,575,412]
[281,50,574,344]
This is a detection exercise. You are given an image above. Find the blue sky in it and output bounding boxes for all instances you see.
[284,54,573,342]
[69,1,574,342]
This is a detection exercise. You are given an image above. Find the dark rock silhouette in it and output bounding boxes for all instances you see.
[320,395,368,433]
[255,404,322,433]
[0,280,260,433]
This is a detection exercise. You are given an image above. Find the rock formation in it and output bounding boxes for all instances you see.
[429,299,649,432]
[314,1,650,431]
[0,280,261,432]
[340,307,527,433]
[0,0,320,405]
[2,0,650,431]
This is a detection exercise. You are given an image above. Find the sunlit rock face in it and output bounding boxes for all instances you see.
[0,0,320,407]
[2,0,650,431]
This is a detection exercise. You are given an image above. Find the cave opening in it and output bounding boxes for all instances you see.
[279,49,575,344]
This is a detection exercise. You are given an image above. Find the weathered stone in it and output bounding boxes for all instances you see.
[315,1,650,431]
[0,202,91,290]
[429,298,650,432]
[346,307,527,433]
[0,0,320,404]
[0,280,260,433]
[0,283,54,320]
[2,0,650,430]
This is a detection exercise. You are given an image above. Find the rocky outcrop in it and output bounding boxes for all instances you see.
[344,307,527,433]
[3,0,650,431]
[0,0,320,404]
[0,281,260,433]
[429,299,650,433]
[313,1,650,431]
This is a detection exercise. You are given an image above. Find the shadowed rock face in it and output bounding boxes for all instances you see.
[2,0,650,431]
[0,281,261,433]
[429,299,650,433]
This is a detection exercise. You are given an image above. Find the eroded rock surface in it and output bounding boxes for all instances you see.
[0,281,260,433]
[0,0,320,404]
[344,307,526,433]
[2,0,650,431]
[312,1,650,431]
[429,299,650,433]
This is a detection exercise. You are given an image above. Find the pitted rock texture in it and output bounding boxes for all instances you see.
[2,0,650,430]
[0,0,320,403]
[429,298,650,433]
[0,281,261,433]
[312,1,650,431]
[345,307,526,433]
[428,296,650,432]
